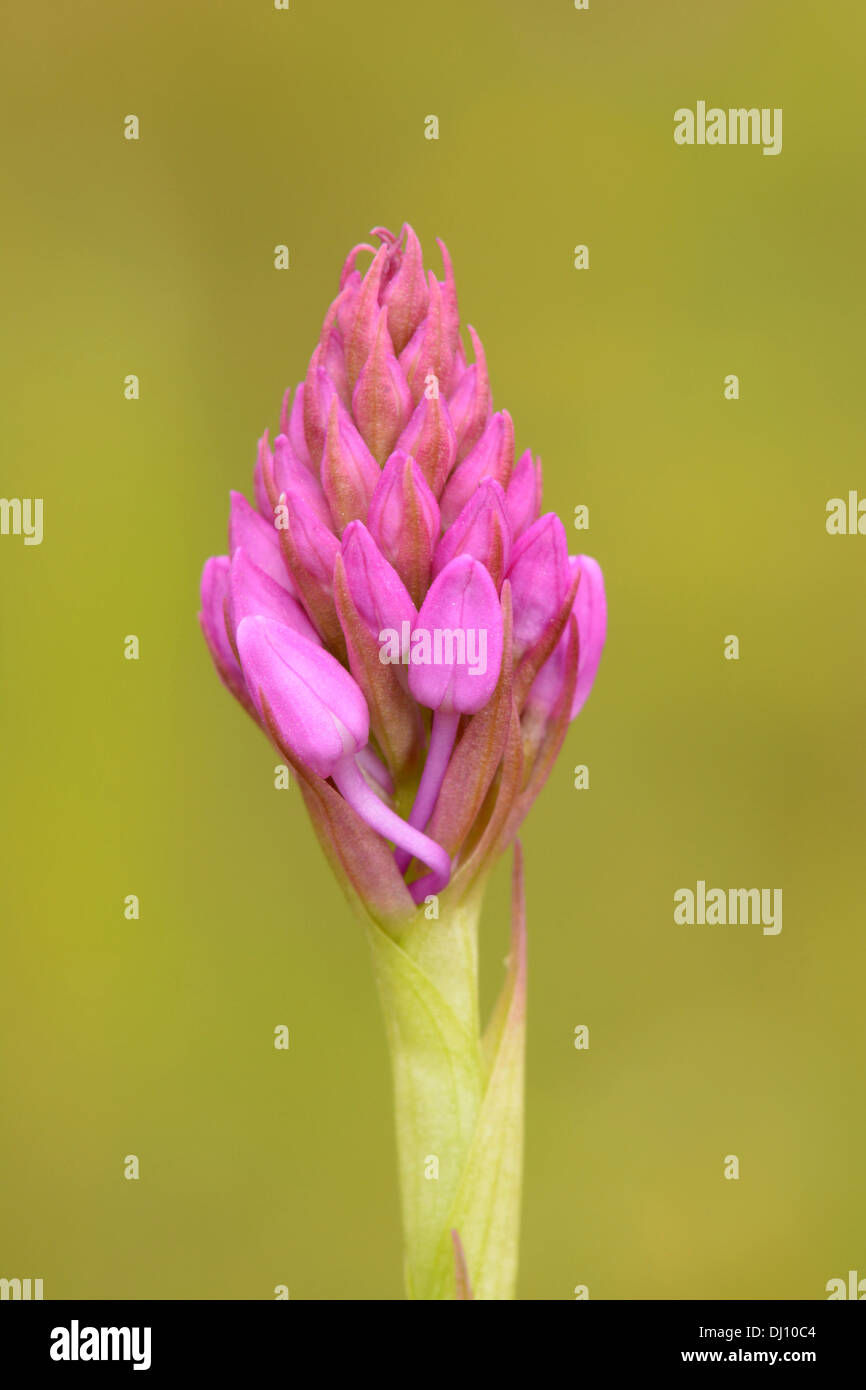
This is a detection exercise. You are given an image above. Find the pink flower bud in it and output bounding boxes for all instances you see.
[300,355,327,467]
[237,615,449,894]
[253,432,272,516]
[351,305,413,465]
[237,616,368,778]
[285,386,314,473]
[572,555,607,714]
[399,272,454,405]
[335,274,361,338]
[446,326,491,460]
[505,450,543,540]
[320,398,381,531]
[408,555,503,716]
[368,451,440,606]
[270,434,333,530]
[439,410,515,529]
[199,556,253,714]
[432,479,512,589]
[341,520,417,639]
[381,224,429,354]
[336,244,376,349]
[396,555,504,868]
[447,363,477,443]
[275,491,342,650]
[528,554,607,719]
[395,390,457,498]
[316,293,350,407]
[504,512,570,659]
[229,547,322,648]
[228,490,295,595]
[436,238,461,364]
[345,242,389,388]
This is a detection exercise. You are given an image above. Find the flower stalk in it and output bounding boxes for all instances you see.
[364,847,526,1301]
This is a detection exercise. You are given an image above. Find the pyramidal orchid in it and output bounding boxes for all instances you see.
[199,224,607,1300]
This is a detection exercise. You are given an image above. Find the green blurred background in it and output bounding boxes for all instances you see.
[2,0,864,1299]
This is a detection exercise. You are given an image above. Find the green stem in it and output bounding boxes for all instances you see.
[363,861,526,1300]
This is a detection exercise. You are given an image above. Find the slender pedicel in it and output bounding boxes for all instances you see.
[332,754,450,896]
[394,709,459,874]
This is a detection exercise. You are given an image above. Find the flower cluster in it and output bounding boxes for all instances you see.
[200,225,606,927]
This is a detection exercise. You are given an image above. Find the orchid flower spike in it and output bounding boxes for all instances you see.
[200,223,606,927]
[199,222,609,1305]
